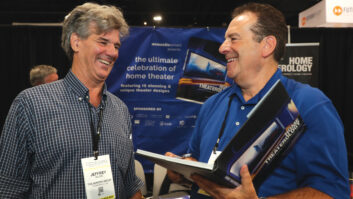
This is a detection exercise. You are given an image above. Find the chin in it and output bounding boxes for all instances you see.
[97,73,109,80]
[227,72,236,79]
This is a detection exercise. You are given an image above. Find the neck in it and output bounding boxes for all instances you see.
[71,65,105,108]
[89,87,103,108]
[239,63,277,102]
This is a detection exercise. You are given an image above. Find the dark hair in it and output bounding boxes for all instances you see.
[232,3,287,62]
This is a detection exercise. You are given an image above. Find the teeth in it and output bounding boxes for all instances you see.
[227,58,237,63]
[99,59,110,65]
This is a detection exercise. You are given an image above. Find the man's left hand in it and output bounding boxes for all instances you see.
[191,165,258,199]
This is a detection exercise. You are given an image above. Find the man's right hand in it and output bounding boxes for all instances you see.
[164,152,196,185]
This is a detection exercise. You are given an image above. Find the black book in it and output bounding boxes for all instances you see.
[136,80,306,188]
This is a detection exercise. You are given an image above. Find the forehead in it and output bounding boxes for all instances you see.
[225,12,257,36]
[44,73,58,82]
[88,25,121,43]
[87,22,119,35]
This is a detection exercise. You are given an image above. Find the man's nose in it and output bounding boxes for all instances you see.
[219,40,230,55]
[106,43,118,57]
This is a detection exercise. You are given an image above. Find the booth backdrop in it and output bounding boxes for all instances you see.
[0,25,352,172]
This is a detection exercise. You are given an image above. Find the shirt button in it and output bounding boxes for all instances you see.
[235,121,240,126]
[241,106,245,110]
[78,97,83,101]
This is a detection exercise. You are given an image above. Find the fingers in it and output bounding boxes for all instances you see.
[240,165,252,186]
[191,174,219,192]
[184,156,197,161]
[191,174,212,188]
[164,152,185,183]
[164,152,196,184]
[191,174,229,199]
[166,169,183,182]
[191,165,257,199]
[165,152,178,157]
[239,165,258,197]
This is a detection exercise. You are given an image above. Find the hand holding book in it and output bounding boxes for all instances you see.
[136,80,306,188]
[165,152,196,186]
[191,165,258,199]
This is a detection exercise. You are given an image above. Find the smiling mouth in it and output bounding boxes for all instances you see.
[227,58,238,63]
[98,59,111,65]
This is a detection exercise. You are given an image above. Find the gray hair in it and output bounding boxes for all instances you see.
[61,2,129,60]
[29,65,57,86]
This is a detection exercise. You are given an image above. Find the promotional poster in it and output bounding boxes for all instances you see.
[107,27,227,172]
[279,43,319,87]
[107,27,319,172]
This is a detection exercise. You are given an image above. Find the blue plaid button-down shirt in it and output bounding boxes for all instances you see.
[0,70,143,198]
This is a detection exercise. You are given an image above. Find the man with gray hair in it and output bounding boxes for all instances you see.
[29,64,59,86]
[0,3,143,198]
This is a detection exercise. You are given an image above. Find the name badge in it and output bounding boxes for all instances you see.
[81,154,115,199]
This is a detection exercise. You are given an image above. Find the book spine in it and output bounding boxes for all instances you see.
[253,116,306,187]
[263,117,305,166]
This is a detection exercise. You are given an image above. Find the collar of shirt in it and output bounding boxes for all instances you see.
[63,70,108,108]
[229,68,283,105]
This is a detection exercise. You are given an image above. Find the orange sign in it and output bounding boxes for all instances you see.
[333,6,343,16]
[301,17,306,26]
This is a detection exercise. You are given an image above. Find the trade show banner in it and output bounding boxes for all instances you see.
[279,43,319,87]
[107,27,320,172]
[106,27,227,172]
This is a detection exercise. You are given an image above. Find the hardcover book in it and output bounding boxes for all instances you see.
[175,37,230,104]
[136,80,306,188]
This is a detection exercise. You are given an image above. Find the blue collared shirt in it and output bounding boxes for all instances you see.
[188,69,349,198]
[0,70,143,198]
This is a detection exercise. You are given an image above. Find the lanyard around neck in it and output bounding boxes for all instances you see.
[88,104,104,160]
[213,94,235,154]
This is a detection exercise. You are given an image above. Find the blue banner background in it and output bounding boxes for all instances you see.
[107,27,226,172]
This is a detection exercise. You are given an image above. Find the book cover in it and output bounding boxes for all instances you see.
[175,37,230,104]
[137,80,306,188]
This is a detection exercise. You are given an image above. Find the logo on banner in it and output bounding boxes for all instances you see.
[333,6,343,16]
[301,17,307,26]
[278,43,319,87]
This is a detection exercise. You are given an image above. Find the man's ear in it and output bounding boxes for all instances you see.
[70,33,80,52]
[261,35,276,58]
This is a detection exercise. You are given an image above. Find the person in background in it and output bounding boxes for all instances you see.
[0,2,143,198]
[167,2,349,199]
[29,64,59,86]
